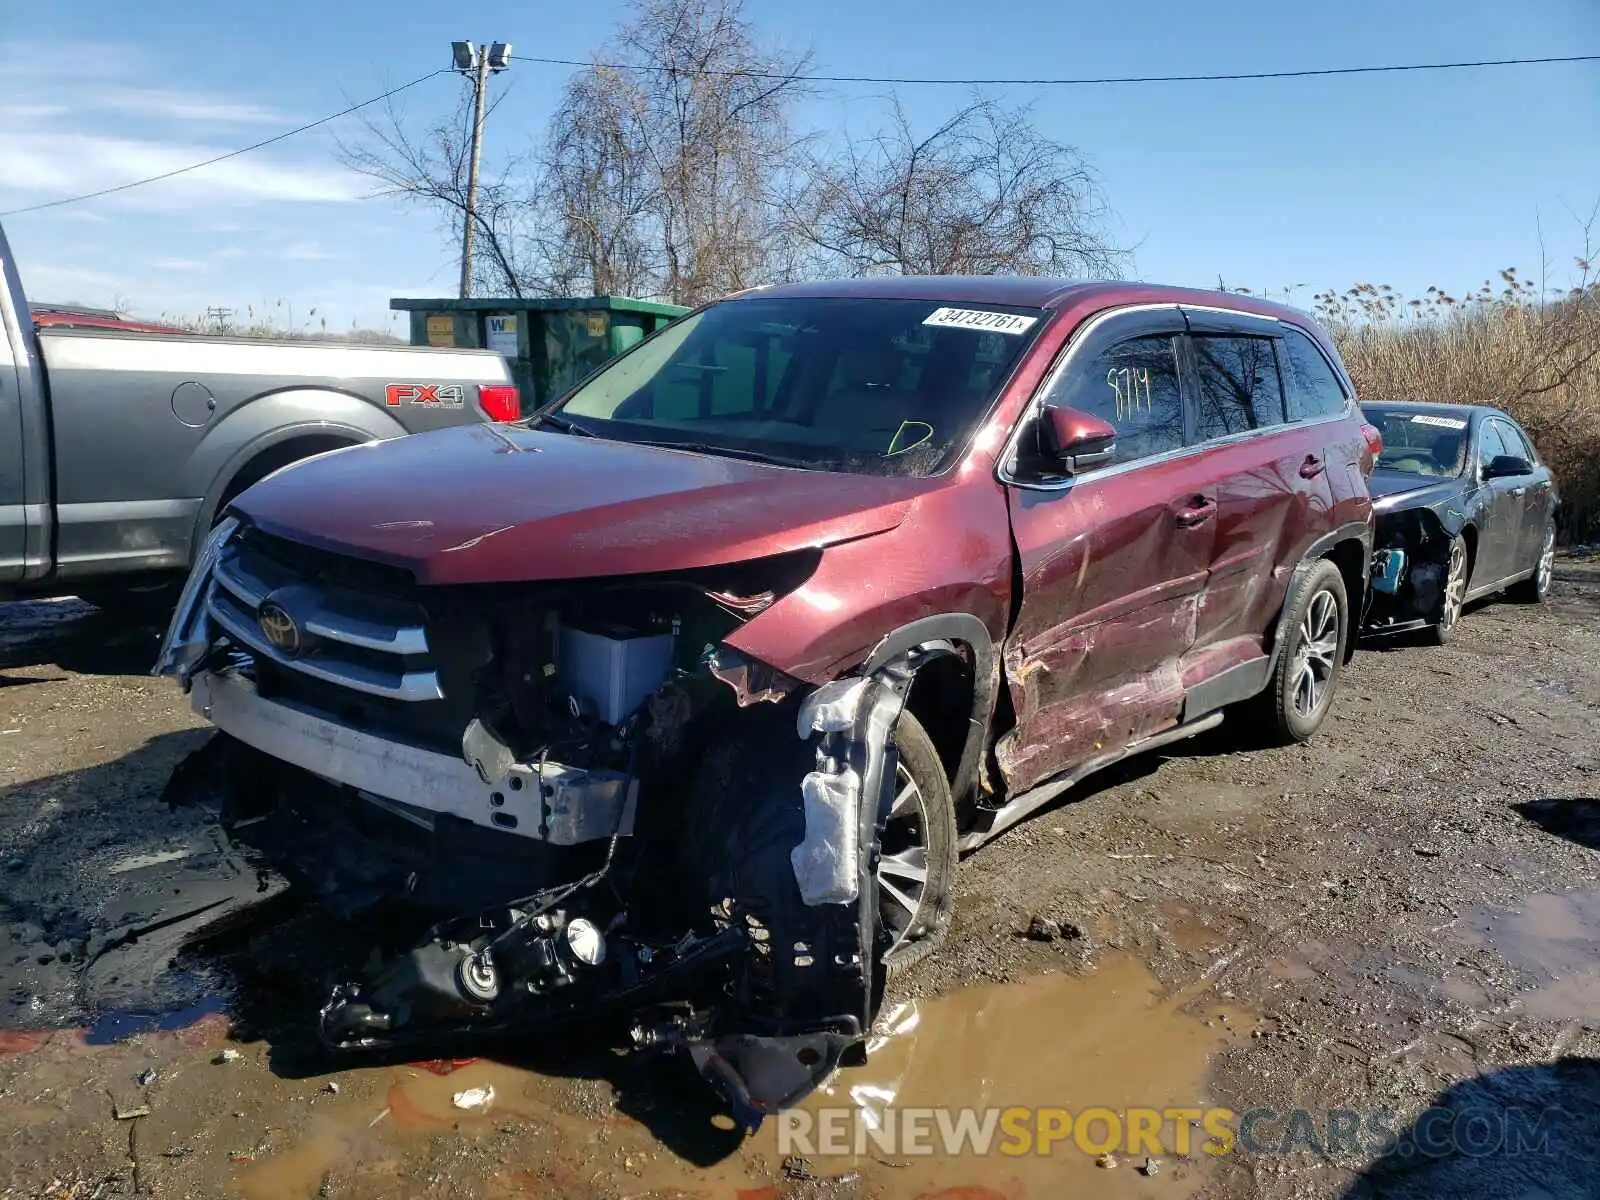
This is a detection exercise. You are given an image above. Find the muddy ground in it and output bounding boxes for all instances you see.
[1,555,1597,1200]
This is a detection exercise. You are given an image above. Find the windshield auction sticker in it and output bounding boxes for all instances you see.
[923,307,1039,335]
[1409,414,1468,429]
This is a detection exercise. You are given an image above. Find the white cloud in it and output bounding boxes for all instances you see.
[83,86,293,125]
[0,40,440,330]
[20,263,132,300]
[0,103,68,120]
[0,130,363,208]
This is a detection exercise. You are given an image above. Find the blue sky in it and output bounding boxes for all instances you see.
[2,0,1596,331]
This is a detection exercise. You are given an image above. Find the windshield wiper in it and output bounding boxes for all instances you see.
[629,439,813,470]
[529,411,596,437]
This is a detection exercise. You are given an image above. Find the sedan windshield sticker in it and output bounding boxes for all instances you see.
[1410,414,1467,430]
[923,307,1038,335]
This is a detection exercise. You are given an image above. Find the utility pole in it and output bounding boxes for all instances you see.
[451,41,512,299]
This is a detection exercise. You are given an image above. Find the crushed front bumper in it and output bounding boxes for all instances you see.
[189,670,634,845]
[151,519,904,1124]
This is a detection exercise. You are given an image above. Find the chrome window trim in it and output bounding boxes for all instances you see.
[1177,302,1282,326]
[994,305,1355,494]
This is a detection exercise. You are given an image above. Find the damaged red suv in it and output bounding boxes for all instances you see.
[156,278,1375,1120]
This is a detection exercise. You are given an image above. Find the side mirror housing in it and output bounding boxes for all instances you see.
[1041,404,1117,474]
[1483,454,1531,480]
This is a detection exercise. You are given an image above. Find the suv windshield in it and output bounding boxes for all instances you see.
[1363,405,1470,477]
[547,295,1046,476]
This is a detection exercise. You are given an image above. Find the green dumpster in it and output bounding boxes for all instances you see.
[390,295,689,412]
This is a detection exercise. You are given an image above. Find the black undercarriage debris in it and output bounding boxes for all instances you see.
[162,576,937,1125]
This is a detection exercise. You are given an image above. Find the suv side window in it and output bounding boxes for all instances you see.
[1044,334,1186,466]
[1280,328,1349,422]
[1191,336,1284,438]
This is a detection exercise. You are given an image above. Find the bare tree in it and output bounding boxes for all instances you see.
[786,96,1122,279]
[338,88,545,298]
[542,0,813,304]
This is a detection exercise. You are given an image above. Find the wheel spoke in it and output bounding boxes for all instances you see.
[879,878,921,922]
[1305,634,1339,667]
[878,755,934,957]
[1294,663,1315,715]
[891,778,920,817]
[879,849,928,884]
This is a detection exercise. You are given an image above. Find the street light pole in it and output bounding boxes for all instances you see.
[451,41,512,300]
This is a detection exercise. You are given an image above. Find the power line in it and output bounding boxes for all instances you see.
[3,52,1594,218]
[512,51,1599,87]
[0,68,450,218]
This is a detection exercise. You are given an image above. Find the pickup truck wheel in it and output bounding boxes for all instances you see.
[877,711,956,978]
[1257,559,1348,744]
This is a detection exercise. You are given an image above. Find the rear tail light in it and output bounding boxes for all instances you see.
[1359,422,1383,473]
[478,384,522,423]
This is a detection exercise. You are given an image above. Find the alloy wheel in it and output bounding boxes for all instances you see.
[1440,540,1468,631]
[1537,527,1555,595]
[877,761,932,963]
[1291,589,1340,719]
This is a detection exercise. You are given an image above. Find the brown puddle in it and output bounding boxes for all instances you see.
[777,955,1246,1197]
[205,957,1245,1199]
[1467,888,1600,1022]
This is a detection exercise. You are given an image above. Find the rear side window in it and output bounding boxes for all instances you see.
[1046,335,1186,465]
[1280,328,1349,421]
[1192,336,1284,439]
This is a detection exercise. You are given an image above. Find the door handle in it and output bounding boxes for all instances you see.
[1299,454,1326,479]
[1175,500,1217,528]
[1510,487,1527,497]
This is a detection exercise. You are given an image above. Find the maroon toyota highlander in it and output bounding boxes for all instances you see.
[156,277,1377,1119]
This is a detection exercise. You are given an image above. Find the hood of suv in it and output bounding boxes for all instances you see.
[230,424,931,584]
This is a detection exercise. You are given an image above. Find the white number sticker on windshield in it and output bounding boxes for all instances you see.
[923,307,1038,335]
[1410,414,1467,430]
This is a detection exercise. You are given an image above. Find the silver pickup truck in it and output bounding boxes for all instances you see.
[0,220,517,612]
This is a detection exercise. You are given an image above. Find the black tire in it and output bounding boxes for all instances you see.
[1424,534,1469,645]
[877,711,956,978]
[1257,559,1348,744]
[1507,520,1555,604]
[76,582,182,628]
[682,705,956,982]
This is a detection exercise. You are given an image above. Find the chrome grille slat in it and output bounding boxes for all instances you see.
[206,590,444,702]
[204,537,441,703]
[214,549,429,656]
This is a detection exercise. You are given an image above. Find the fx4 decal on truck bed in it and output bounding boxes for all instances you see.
[385,383,467,409]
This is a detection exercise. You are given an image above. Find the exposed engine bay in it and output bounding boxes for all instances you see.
[155,518,940,1125]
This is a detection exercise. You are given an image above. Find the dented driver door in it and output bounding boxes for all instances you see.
[998,309,1215,795]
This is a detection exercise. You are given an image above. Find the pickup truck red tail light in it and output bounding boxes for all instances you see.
[1359,422,1383,473]
[478,384,522,423]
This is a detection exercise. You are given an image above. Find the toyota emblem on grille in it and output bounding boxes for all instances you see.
[258,601,302,656]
